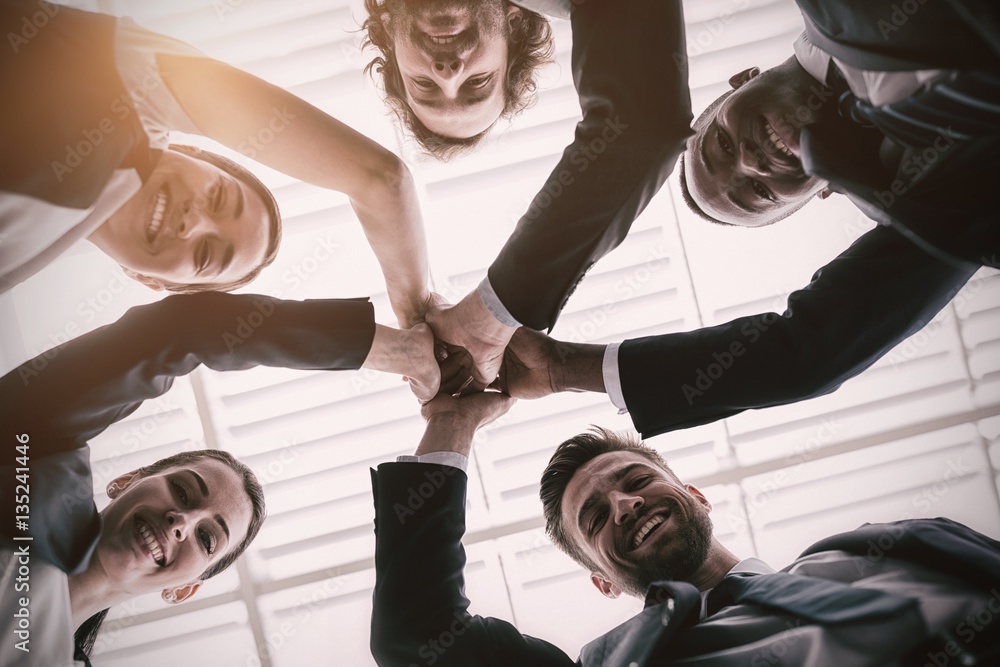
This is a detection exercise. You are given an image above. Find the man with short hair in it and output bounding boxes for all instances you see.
[370,397,1000,666]
[680,1,1000,266]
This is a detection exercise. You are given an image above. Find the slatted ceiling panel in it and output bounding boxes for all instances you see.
[97,602,253,667]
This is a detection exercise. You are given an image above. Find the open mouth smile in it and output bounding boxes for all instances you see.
[136,517,166,567]
[632,513,667,549]
[146,186,168,245]
[763,119,794,158]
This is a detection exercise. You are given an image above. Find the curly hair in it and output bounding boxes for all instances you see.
[360,0,554,160]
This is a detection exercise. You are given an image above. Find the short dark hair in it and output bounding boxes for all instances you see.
[158,145,283,293]
[539,427,681,570]
[75,449,266,657]
[360,0,554,160]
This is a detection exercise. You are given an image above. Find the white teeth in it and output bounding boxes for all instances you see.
[137,519,165,565]
[765,122,794,157]
[633,515,665,548]
[147,190,166,239]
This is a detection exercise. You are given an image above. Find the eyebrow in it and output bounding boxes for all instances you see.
[700,127,716,177]
[188,469,231,542]
[576,462,649,533]
[228,177,245,219]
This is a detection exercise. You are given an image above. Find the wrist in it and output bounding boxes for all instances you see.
[415,413,479,457]
[554,341,607,393]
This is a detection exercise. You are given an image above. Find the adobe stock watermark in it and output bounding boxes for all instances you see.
[50,64,164,182]
[7,0,61,53]
[522,116,629,222]
[222,297,279,352]
[872,126,961,211]
[236,107,296,160]
[392,465,460,524]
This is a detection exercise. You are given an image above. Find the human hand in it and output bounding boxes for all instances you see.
[363,323,440,404]
[494,328,561,399]
[414,390,516,457]
[426,290,518,389]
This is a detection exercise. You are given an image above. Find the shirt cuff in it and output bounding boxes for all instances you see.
[477,277,522,328]
[396,451,469,472]
[603,342,628,414]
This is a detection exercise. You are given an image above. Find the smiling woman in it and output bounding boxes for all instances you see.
[0,0,432,329]
[71,449,265,661]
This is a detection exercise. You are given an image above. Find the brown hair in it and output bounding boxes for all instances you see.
[360,0,554,160]
[539,427,681,570]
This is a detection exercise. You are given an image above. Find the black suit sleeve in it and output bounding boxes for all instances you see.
[0,292,375,460]
[487,0,692,330]
[0,292,374,571]
[619,225,977,437]
[370,463,576,667]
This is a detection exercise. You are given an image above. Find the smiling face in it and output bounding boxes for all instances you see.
[96,458,253,601]
[88,148,271,290]
[684,59,831,226]
[561,452,714,598]
[381,0,517,138]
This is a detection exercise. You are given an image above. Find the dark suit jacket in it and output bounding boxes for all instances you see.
[618,0,996,438]
[796,0,1000,269]
[487,0,693,330]
[0,292,375,574]
[370,462,1000,667]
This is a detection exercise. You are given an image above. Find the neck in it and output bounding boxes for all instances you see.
[67,562,129,629]
[689,540,741,591]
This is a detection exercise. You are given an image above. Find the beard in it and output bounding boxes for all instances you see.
[614,497,714,597]
[380,0,508,56]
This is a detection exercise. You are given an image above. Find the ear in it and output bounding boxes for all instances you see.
[107,471,140,499]
[162,581,201,605]
[685,484,713,511]
[506,5,522,27]
[379,11,390,28]
[122,267,165,291]
[590,572,622,599]
[728,67,760,90]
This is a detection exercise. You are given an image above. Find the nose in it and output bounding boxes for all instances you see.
[610,491,643,526]
[738,139,770,177]
[430,58,464,95]
[174,200,213,240]
[166,510,196,541]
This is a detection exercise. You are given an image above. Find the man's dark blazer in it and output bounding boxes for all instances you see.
[487,0,692,330]
[0,292,375,574]
[370,462,1000,667]
[617,0,997,438]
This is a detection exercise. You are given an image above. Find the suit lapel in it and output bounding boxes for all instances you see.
[578,581,701,667]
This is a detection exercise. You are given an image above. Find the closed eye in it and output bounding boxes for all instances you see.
[411,78,436,91]
[626,475,652,492]
[589,508,608,536]
[465,74,492,89]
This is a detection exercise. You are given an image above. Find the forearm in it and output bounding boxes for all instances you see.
[0,293,374,458]
[159,55,431,326]
[350,165,431,328]
[488,0,692,328]
[619,226,977,437]
[370,463,572,667]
